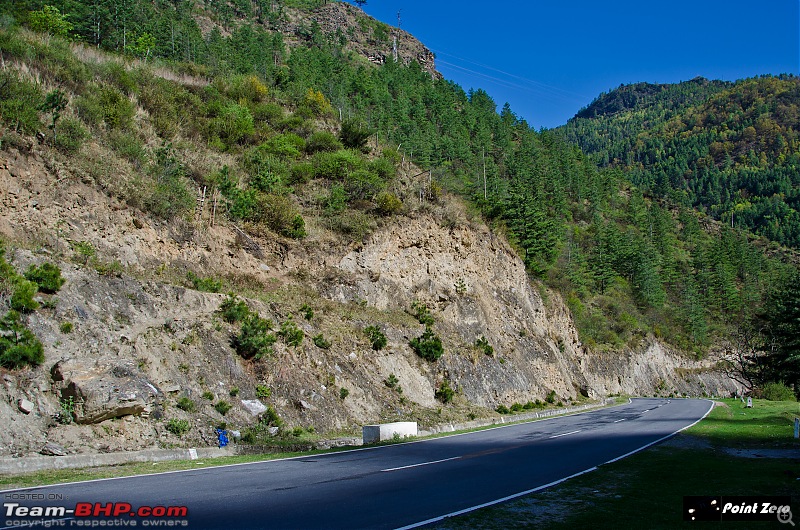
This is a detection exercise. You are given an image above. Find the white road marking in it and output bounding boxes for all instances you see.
[613,418,626,423]
[549,430,581,439]
[381,456,461,472]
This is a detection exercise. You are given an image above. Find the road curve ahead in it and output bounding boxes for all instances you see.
[1,398,712,529]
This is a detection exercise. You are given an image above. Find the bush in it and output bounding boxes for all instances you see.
[202,391,214,400]
[760,382,796,402]
[306,131,342,154]
[277,317,303,347]
[187,271,222,293]
[345,169,383,201]
[495,404,510,414]
[24,263,65,294]
[435,380,455,404]
[261,133,305,160]
[288,162,315,185]
[0,70,43,134]
[365,325,387,351]
[256,384,271,399]
[312,150,364,180]
[54,117,87,153]
[409,326,443,362]
[59,321,73,333]
[313,334,331,349]
[0,310,44,369]
[546,390,557,404]
[176,397,196,412]
[475,336,494,356]
[339,118,373,151]
[339,387,349,400]
[375,192,402,216]
[10,278,39,312]
[165,419,190,436]
[214,400,232,415]
[219,294,250,324]
[384,374,399,389]
[411,300,435,326]
[254,194,306,239]
[510,402,524,412]
[234,314,277,360]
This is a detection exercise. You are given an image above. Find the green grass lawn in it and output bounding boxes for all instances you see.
[434,398,800,529]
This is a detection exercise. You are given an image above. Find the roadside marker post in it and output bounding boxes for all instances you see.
[794,418,799,439]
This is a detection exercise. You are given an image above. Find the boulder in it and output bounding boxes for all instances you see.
[241,399,267,416]
[51,360,161,424]
[17,398,35,414]
[40,441,67,456]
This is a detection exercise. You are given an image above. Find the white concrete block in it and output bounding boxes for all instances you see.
[362,422,417,444]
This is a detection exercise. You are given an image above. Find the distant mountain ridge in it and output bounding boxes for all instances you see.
[559,75,800,248]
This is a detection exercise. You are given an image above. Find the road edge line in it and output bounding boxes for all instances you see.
[394,466,599,530]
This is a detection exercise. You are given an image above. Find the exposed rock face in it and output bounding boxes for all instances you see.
[51,360,161,424]
[283,3,439,79]
[0,143,737,458]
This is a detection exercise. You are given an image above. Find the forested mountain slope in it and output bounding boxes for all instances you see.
[559,76,800,248]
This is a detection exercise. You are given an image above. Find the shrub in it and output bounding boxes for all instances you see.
[306,131,342,154]
[214,400,232,415]
[261,133,305,160]
[313,334,331,349]
[288,162,315,185]
[339,118,373,151]
[176,397,195,412]
[234,314,277,360]
[435,380,455,404]
[368,157,396,180]
[760,382,796,402]
[254,194,306,239]
[24,263,65,294]
[510,402,524,412]
[0,310,45,369]
[229,387,239,397]
[411,300,435,326]
[219,294,250,324]
[345,169,383,201]
[495,404,510,414]
[59,321,73,333]
[10,278,39,312]
[375,191,402,216]
[262,405,283,427]
[54,117,87,153]
[300,304,314,320]
[312,150,364,180]
[277,317,303,347]
[339,387,349,400]
[384,374,399,389]
[0,70,43,134]
[546,390,557,404]
[300,88,333,117]
[409,326,443,362]
[256,384,271,399]
[475,336,493,356]
[187,271,222,293]
[365,325,387,351]
[202,391,214,400]
[165,419,190,436]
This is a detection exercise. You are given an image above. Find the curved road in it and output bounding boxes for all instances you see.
[1,398,712,529]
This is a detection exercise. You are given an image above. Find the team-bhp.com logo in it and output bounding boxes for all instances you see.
[4,502,189,527]
[684,496,793,525]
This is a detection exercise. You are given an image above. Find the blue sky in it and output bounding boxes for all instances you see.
[358,1,800,129]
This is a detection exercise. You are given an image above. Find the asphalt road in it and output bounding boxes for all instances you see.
[1,398,712,529]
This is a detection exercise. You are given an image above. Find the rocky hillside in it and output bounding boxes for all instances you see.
[0,133,736,457]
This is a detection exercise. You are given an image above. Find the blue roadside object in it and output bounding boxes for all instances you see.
[215,428,229,447]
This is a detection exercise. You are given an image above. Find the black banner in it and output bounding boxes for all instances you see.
[684,496,793,523]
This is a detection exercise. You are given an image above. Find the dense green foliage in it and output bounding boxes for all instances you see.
[560,76,800,248]
[0,249,45,368]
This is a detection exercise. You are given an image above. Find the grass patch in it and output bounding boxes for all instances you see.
[433,399,800,530]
